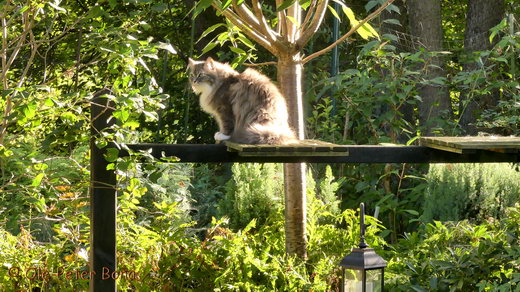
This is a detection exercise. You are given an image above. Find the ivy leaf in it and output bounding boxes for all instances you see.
[104,148,119,163]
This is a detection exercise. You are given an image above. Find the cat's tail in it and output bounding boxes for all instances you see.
[233,123,297,145]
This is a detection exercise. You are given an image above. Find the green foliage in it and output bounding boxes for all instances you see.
[315,165,344,218]
[422,163,520,222]
[1,0,519,291]
[156,196,386,291]
[308,39,455,145]
[386,205,520,291]
[219,163,284,230]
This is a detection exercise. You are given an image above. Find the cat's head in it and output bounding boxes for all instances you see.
[187,57,236,95]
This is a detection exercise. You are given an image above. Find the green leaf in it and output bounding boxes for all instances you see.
[104,148,119,162]
[198,23,225,43]
[194,0,213,18]
[229,46,246,55]
[383,18,401,26]
[299,0,312,10]
[222,0,233,10]
[48,2,67,13]
[489,18,507,43]
[22,103,37,119]
[386,3,400,14]
[113,110,130,122]
[151,3,168,12]
[364,0,378,12]
[108,0,118,9]
[237,34,256,50]
[342,6,379,40]
[201,42,218,55]
[123,121,140,129]
[286,15,300,27]
[327,5,341,22]
[32,173,45,187]
[156,42,177,55]
[277,0,296,11]
[87,6,105,18]
[403,209,419,216]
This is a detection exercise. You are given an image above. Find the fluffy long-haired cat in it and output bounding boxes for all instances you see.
[188,57,296,144]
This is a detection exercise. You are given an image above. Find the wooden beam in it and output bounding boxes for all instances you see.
[120,144,520,164]
[90,92,117,292]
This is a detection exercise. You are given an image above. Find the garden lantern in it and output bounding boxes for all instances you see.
[339,203,386,292]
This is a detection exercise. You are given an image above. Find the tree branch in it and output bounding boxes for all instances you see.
[300,0,318,33]
[303,0,395,64]
[243,61,277,66]
[232,0,265,36]
[213,4,278,55]
[297,0,328,49]
[1,2,8,90]
[251,0,280,42]
[286,1,302,43]
[275,0,288,41]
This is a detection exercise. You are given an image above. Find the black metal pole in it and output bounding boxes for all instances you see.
[90,90,117,291]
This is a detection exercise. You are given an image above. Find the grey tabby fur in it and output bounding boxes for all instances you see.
[188,57,296,144]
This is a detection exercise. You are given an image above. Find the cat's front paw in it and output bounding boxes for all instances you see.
[214,132,231,141]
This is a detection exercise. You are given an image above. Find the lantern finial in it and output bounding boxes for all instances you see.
[359,203,368,249]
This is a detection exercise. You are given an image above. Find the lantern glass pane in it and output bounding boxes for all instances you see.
[344,270,362,292]
[366,269,382,292]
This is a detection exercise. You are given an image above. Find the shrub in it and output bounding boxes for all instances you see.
[386,204,520,291]
[219,163,285,230]
[422,163,520,222]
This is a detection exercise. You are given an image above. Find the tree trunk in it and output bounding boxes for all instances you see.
[459,0,505,134]
[278,52,307,259]
[408,0,450,135]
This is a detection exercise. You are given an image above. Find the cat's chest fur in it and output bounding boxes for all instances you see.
[192,82,217,116]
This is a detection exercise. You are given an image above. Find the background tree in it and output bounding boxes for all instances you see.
[407,0,450,134]
[459,0,506,134]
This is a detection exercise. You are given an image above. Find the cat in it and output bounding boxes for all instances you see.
[187,57,296,145]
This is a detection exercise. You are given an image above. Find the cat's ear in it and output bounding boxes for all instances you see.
[188,58,195,69]
[204,57,215,70]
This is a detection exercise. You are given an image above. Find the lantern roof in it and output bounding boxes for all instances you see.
[339,247,387,270]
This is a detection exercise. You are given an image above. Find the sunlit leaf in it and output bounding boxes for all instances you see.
[229,46,246,55]
[327,5,341,22]
[48,2,67,13]
[156,42,177,54]
[32,173,45,187]
[277,0,296,12]
[286,15,300,27]
[198,23,225,43]
[201,42,218,55]
[222,0,233,10]
[341,6,379,40]
[104,148,119,163]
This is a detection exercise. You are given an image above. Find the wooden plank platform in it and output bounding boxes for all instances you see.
[224,139,350,157]
[420,136,520,154]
